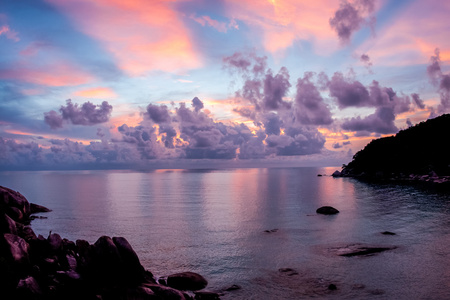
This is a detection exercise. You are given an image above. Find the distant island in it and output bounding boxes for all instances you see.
[334,114,450,188]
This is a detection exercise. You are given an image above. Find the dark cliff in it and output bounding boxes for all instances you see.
[342,114,450,177]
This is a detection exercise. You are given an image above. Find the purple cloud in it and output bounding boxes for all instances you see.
[329,0,376,43]
[329,72,370,108]
[341,106,398,134]
[294,72,333,125]
[191,97,204,112]
[146,104,171,123]
[44,100,113,129]
[262,67,292,110]
[426,48,450,114]
[411,93,425,110]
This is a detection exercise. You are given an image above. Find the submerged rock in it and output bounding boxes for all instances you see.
[316,206,340,215]
[336,244,397,257]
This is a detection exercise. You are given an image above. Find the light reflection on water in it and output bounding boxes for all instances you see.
[0,167,449,299]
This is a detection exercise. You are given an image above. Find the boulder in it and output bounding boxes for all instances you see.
[92,236,124,283]
[48,233,63,253]
[316,206,340,215]
[3,233,30,265]
[0,186,31,220]
[17,276,42,297]
[167,272,208,291]
[1,213,18,235]
[113,236,145,282]
[331,170,342,177]
[146,284,187,300]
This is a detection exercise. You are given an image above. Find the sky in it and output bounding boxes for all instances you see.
[1,0,450,170]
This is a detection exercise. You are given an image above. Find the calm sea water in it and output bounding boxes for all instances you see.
[1,167,449,299]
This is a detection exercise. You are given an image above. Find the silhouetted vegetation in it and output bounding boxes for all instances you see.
[343,114,450,176]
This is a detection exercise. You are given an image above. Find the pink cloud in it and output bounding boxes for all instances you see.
[357,0,450,66]
[0,62,94,86]
[46,0,202,76]
[190,14,238,33]
[74,87,117,99]
[0,25,19,42]
[224,0,342,54]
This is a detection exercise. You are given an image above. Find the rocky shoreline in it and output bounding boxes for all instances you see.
[331,169,450,190]
[0,185,227,300]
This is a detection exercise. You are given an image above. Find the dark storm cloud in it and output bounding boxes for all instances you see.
[294,72,333,125]
[44,99,113,129]
[341,106,397,134]
[146,104,171,123]
[329,0,376,43]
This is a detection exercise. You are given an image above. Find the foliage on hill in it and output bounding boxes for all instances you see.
[342,114,450,176]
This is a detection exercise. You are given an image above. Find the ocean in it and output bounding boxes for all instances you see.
[1,167,449,299]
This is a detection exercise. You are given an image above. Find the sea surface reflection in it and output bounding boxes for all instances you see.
[0,167,449,299]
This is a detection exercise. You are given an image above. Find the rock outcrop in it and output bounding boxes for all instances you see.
[0,185,215,300]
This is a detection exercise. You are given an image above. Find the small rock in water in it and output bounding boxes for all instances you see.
[224,284,241,291]
[381,231,396,235]
[194,291,221,300]
[264,229,278,233]
[316,206,339,215]
[278,268,299,276]
[317,174,323,177]
[328,284,337,290]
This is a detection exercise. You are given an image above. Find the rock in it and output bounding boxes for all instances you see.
[167,272,208,291]
[337,244,397,257]
[328,284,337,290]
[48,233,63,253]
[331,170,342,177]
[17,276,42,296]
[194,291,221,300]
[381,231,396,235]
[0,186,31,219]
[30,202,52,214]
[317,174,323,177]
[146,284,187,300]
[92,236,123,282]
[17,224,37,241]
[113,236,145,282]
[316,206,339,215]
[264,229,278,233]
[278,268,298,276]
[1,213,18,235]
[224,284,241,291]
[126,286,159,300]
[3,233,30,265]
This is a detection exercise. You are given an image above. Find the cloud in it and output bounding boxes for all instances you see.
[426,48,450,114]
[44,100,113,129]
[328,72,370,108]
[224,0,340,54]
[411,93,425,110]
[74,87,117,99]
[341,106,398,134]
[191,97,204,112]
[46,0,202,76]
[190,14,238,33]
[0,62,94,87]
[294,72,333,125]
[0,24,19,42]
[146,104,172,124]
[329,0,376,43]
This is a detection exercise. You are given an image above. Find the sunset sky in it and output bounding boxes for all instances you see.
[1,0,449,170]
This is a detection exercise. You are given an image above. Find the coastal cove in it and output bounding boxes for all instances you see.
[1,167,449,299]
